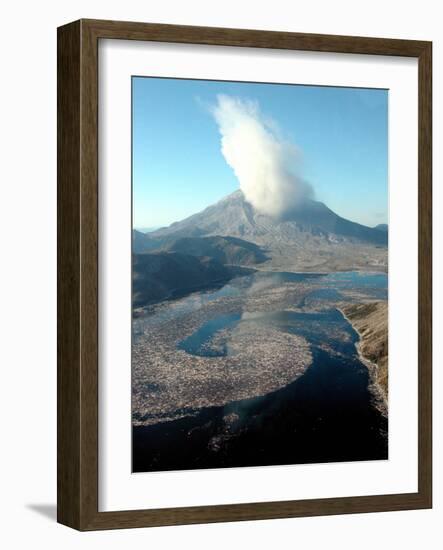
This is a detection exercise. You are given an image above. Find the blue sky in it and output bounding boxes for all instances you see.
[132,77,388,228]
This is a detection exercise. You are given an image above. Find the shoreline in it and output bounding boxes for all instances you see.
[135,268,388,314]
[338,306,388,417]
[242,265,388,275]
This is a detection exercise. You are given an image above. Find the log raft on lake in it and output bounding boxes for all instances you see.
[132,280,315,426]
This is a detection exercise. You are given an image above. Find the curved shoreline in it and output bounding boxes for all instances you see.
[338,305,388,417]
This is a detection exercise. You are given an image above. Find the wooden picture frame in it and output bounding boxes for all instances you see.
[57,19,432,530]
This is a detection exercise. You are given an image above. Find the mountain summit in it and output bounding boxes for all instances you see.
[139,191,387,272]
[152,190,387,246]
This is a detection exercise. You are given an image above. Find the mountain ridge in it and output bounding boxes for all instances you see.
[136,190,387,272]
[150,190,387,246]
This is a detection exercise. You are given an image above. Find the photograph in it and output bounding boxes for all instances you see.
[2,0,435,539]
[131,77,389,473]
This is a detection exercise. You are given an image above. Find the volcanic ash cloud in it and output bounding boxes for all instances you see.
[212,94,313,218]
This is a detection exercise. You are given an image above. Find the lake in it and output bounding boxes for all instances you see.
[133,270,388,472]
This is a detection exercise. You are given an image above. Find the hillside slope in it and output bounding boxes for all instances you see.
[342,301,388,400]
[133,252,250,307]
[133,233,268,266]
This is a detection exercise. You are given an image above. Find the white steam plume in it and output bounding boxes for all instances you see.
[212,95,313,218]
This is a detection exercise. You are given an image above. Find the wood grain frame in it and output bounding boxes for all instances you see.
[57,19,432,530]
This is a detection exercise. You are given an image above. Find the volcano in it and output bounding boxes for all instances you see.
[135,191,388,272]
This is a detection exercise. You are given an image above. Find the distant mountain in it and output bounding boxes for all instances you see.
[135,226,161,233]
[133,252,251,307]
[150,190,387,247]
[133,229,153,252]
[374,224,388,232]
[133,233,268,266]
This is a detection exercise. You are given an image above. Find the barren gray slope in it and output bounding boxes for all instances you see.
[151,190,387,245]
[146,191,388,272]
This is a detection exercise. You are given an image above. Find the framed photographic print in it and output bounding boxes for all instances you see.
[57,19,432,530]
